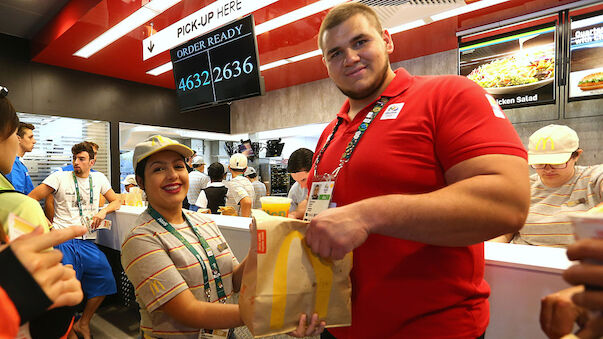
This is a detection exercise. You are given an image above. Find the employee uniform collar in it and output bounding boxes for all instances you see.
[337,68,413,121]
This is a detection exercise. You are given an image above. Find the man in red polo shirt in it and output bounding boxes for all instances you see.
[304,3,530,338]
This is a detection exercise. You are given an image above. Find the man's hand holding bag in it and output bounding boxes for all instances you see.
[239,210,352,337]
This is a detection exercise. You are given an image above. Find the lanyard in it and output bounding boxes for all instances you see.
[146,205,226,303]
[313,97,390,178]
[72,172,94,218]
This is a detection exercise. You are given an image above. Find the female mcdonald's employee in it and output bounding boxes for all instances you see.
[121,135,325,339]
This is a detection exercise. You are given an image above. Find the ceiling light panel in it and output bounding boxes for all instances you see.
[431,0,511,21]
[74,0,181,58]
[255,0,349,35]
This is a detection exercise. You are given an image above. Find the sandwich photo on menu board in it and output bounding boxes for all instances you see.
[459,24,556,109]
[568,12,603,100]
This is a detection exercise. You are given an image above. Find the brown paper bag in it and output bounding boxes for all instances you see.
[239,210,352,337]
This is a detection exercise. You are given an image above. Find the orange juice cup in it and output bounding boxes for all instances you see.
[260,197,292,217]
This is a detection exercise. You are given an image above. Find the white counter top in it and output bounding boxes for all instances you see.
[484,241,572,273]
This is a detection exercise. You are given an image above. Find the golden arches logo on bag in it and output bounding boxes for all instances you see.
[269,230,334,329]
[536,137,555,151]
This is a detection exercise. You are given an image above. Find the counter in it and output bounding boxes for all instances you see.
[97,207,574,338]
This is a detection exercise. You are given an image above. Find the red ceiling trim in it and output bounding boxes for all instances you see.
[31,0,101,58]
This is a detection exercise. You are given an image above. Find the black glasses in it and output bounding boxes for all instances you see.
[0,86,8,98]
[530,161,569,170]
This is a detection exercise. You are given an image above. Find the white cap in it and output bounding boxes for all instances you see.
[192,156,205,166]
[229,153,248,170]
[244,166,256,176]
[528,124,579,165]
[121,174,137,186]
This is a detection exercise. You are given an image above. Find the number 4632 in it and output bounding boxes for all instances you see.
[179,56,254,92]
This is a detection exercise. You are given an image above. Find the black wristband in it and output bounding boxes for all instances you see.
[0,246,52,324]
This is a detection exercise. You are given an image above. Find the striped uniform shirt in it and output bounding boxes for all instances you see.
[121,210,238,339]
[513,165,603,247]
[225,175,255,215]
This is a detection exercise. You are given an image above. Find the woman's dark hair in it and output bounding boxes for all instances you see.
[135,157,148,187]
[0,97,19,141]
[208,162,225,182]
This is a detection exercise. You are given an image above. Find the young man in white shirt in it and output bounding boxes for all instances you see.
[29,142,121,339]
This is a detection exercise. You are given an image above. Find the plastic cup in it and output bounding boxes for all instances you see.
[260,197,292,217]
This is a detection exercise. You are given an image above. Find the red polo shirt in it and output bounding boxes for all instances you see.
[308,68,526,338]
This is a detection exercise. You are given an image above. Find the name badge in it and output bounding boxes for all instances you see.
[303,181,335,222]
[380,103,404,120]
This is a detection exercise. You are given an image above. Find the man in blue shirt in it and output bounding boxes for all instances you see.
[6,122,36,194]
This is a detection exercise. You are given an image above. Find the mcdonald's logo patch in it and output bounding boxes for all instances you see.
[257,230,266,254]
[536,137,555,150]
[149,279,165,296]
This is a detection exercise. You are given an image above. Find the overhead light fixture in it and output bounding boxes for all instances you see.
[260,60,289,72]
[147,62,173,76]
[388,19,426,34]
[74,0,181,58]
[431,0,511,22]
[255,0,349,35]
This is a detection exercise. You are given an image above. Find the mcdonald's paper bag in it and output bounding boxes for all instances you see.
[239,210,352,337]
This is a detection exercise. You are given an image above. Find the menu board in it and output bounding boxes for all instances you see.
[568,11,603,101]
[459,24,556,109]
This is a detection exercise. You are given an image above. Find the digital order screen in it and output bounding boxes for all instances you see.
[170,15,263,111]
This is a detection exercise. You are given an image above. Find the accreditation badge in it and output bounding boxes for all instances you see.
[303,180,335,222]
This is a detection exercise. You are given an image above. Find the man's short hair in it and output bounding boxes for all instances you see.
[72,142,95,160]
[84,141,99,152]
[208,162,225,182]
[17,122,35,137]
[318,2,383,51]
[0,97,19,141]
[287,148,314,173]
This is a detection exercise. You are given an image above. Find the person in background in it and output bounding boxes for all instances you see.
[29,141,121,339]
[287,148,314,219]
[494,124,603,246]
[46,141,102,221]
[187,156,209,212]
[305,3,530,338]
[5,122,36,194]
[0,88,86,339]
[122,174,138,193]
[196,162,228,214]
[121,135,323,338]
[244,166,266,209]
[540,236,603,338]
[225,153,255,217]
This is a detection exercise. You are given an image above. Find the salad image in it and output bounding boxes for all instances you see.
[467,49,555,94]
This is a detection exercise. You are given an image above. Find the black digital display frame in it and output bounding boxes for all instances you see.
[170,14,264,111]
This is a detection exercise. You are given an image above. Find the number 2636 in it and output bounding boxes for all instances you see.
[179,56,254,92]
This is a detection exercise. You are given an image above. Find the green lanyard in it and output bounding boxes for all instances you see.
[313,96,391,178]
[72,172,94,218]
[147,205,226,303]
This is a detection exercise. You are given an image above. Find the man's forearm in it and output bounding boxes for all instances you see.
[100,199,121,215]
[355,172,529,246]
